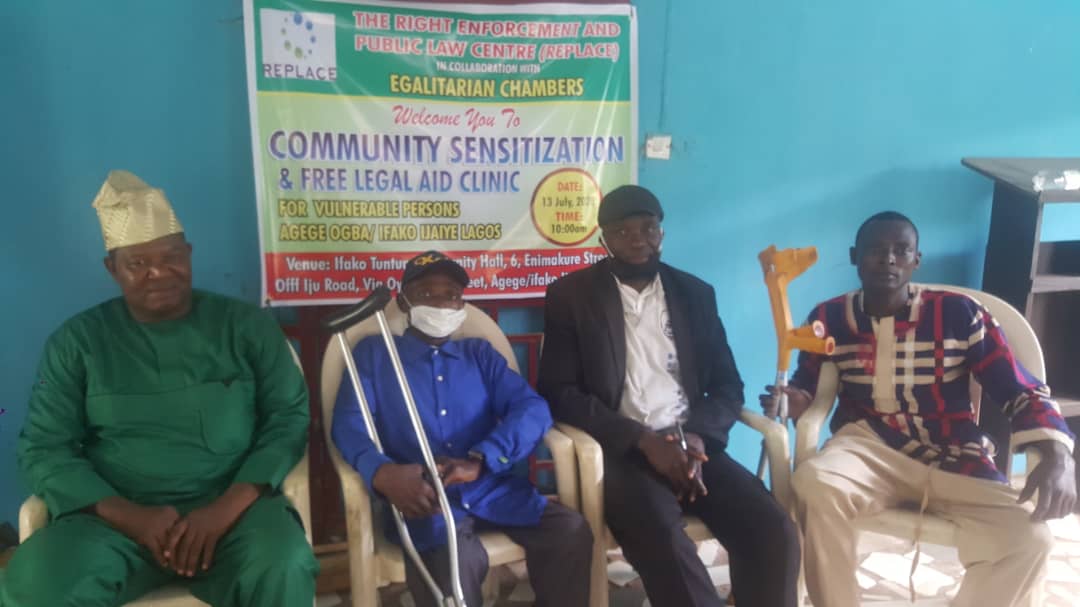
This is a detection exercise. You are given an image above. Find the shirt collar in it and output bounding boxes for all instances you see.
[398,330,464,361]
[613,273,662,297]
[855,283,919,319]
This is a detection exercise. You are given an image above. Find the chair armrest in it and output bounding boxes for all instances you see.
[794,362,839,467]
[543,426,579,510]
[554,424,604,505]
[554,423,611,607]
[327,440,381,605]
[332,443,373,547]
[739,409,792,510]
[21,456,315,546]
[553,423,605,535]
[282,450,312,546]
[19,495,48,542]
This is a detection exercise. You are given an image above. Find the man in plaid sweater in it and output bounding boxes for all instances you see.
[762,211,1075,607]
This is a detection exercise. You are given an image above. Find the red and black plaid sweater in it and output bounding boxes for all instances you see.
[792,285,1074,482]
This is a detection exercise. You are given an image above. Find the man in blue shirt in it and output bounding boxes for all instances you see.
[332,251,592,607]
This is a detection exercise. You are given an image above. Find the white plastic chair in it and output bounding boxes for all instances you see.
[793,283,1047,605]
[558,412,791,607]
[319,299,582,607]
[18,342,313,607]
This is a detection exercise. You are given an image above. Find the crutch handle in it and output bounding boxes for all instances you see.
[759,245,832,372]
[322,285,393,332]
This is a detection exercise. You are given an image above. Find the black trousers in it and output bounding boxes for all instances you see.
[605,449,800,607]
[404,501,593,607]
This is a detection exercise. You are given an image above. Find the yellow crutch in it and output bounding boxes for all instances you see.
[756,245,835,479]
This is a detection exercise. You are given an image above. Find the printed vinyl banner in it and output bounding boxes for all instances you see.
[243,0,637,305]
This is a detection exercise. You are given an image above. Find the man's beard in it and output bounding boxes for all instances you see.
[610,253,661,281]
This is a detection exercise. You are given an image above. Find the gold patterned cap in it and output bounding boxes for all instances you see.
[91,170,184,251]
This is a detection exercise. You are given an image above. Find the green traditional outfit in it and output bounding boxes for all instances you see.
[1,171,317,607]
[2,291,317,607]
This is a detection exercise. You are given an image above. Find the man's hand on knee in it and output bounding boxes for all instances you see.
[373,463,441,519]
[93,497,180,568]
[164,483,262,577]
[637,430,706,496]
[1019,440,1077,521]
[436,456,482,487]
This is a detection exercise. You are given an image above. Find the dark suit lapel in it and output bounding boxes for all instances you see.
[661,266,700,398]
[595,263,627,389]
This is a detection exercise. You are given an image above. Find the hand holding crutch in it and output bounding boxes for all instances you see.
[755,245,835,479]
[323,286,468,607]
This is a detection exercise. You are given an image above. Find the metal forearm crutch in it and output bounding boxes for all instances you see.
[756,245,835,479]
[323,286,467,607]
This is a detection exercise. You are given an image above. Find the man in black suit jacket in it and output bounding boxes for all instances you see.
[538,185,799,607]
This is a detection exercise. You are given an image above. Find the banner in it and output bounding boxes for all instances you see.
[243,0,637,305]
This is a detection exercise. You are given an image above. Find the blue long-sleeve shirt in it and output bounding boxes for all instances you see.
[331,331,551,551]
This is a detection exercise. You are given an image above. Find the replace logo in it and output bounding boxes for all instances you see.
[260,9,337,81]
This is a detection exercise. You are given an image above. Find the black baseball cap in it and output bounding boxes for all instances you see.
[597,184,665,227]
[402,250,469,287]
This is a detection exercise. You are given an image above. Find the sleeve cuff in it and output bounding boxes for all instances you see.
[684,404,739,444]
[472,440,513,474]
[1012,428,1075,456]
[233,449,299,490]
[41,471,119,517]
[356,451,395,494]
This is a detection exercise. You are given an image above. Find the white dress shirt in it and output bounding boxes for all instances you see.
[614,275,689,430]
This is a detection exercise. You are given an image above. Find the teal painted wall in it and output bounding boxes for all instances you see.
[629,0,1080,470]
[3,0,1080,527]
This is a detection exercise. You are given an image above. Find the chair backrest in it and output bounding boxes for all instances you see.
[319,299,518,453]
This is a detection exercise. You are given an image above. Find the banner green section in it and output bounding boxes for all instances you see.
[244,0,636,304]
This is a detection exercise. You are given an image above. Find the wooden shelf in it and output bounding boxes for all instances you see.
[1031,274,1080,293]
[962,157,1080,203]
[966,157,1080,477]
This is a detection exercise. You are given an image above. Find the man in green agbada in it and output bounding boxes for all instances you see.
[1,171,318,606]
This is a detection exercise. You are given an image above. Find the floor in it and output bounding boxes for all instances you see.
[314,513,1080,606]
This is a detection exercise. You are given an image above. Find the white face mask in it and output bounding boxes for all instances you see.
[406,302,467,338]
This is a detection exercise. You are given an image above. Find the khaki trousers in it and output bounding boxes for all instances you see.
[792,424,1052,607]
